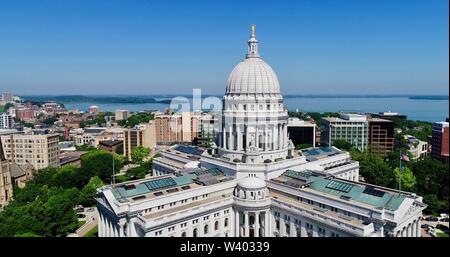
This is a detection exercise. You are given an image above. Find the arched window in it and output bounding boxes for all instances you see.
[249,215,255,225]
[204,225,209,235]
[215,221,219,231]
[181,231,186,237]
[224,218,229,227]
[193,228,198,237]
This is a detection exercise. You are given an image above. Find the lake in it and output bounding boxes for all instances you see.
[62,96,449,123]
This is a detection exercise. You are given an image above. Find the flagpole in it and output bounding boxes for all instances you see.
[399,151,402,195]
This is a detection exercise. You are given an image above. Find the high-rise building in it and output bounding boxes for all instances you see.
[368,118,394,156]
[287,118,316,148]
[0,132,60,170]
[321,114,369,152]
[123,122,156,161]
[431,121,449,163]
[0,113,13,129]
[197,112,219,147]
[96,25,425,238]
[371,112,407,121]
[115,109,130,121]
[154,112,199,145]
[0,138,13,207]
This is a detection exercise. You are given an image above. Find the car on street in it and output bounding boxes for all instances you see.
[425,217,439,222]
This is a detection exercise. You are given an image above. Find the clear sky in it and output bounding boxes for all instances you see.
[0,0,448,95]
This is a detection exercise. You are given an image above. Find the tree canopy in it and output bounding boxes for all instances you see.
[131,146,150,165]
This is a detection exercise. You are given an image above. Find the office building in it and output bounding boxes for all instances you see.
[321,114,369,152]
[115,110,130,121]
[368,118,394,156]
[0,132,60,170]
[431,121,449,163]
[287,118,316,148]
[0,113,13,129]
[123,122,156,161]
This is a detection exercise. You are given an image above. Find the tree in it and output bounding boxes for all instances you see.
[131,146,150,165]
[332,139,353,151]
[81,150,123,183]
[42,116,58,126]
[393,166,416,192]
[296,143,312,150]
[80,176,104,207]
[125,166,147,180]
[355,154,395,188]
[118,112,154,127]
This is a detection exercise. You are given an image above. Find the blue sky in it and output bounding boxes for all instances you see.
[0,0,448,95]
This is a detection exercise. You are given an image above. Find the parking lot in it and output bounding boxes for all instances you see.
[420,215,449,237]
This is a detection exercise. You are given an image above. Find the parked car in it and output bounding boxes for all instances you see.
[77,213,86,219]
[436,224,449,233]
[440,217,449,222]
[425,217,439,222]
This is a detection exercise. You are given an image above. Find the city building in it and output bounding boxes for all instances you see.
[9,162,35,189]
[99,140,123,154]
[0,139,13,208]
[0,113,13,129]
[431,121,449,163]
[60,151,87,167]
[287,118,316,148]
[321,114,369,152]
[123,123,156,161]
[0,132,60,170]
[367,118,394,156]
[404,135,429,160]
[97,26,425,237]
[371,112,407,121]
[1,93,14,102]
[88,106,99,114]
[59,141,77,152]
[197,112,219,147]
[15,107,35,121]
[115,109,130,121]
[154,112,200,145]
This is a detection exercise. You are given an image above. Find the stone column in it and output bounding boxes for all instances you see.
[401,227,406,237]
[300,220,306,237]
[228,125,233,150]
[406,223,411,237]
[289,219,296,237]
[244,212,249,237]
[264,211,269,237]
[222,123,226,148]
[98,212,103,237]
[255,212,260,237]
[237,125,241,151]
[119,219,126,237]
[417,218,422,237]
[235,211,240,237]
[312,224,318,237]
[280,219,286,237]
[273,125,277,150]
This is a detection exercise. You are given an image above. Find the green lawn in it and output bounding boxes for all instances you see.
[83,225,98,237]
[78,220,86,228]
[437,232,449,237]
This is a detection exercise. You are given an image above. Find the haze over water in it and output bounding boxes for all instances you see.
[60,96,449,123]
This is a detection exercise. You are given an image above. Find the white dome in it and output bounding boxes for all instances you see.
[226,58,280,95]
[237,176,267,189]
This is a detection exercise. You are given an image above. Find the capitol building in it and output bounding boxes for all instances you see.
[95,26,426,237]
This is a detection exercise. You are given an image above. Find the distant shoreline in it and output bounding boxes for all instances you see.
[20,94,449,103]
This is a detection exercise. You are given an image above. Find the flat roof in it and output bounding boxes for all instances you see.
[272,170,407,211]
[302,146,342,161]
[109,167,232,202]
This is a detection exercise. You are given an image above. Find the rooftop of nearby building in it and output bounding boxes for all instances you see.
[287,117,315,127]
[323,113,368,123]
[109,167,233,203]
[301,146,342,162]
[270,170,415,211]
[99,139,123,147]
[368,117,393,123]
[60,151,87,165]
